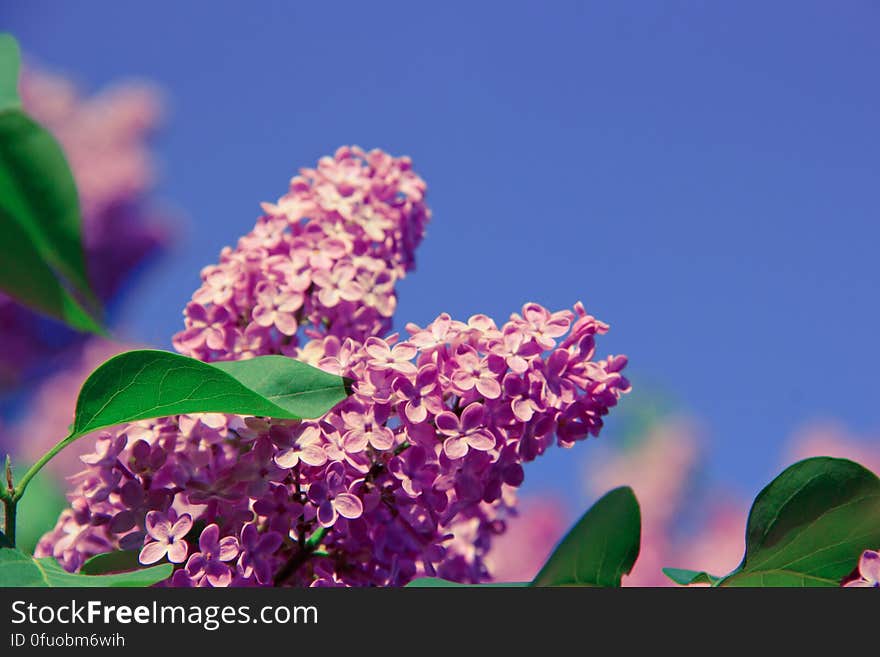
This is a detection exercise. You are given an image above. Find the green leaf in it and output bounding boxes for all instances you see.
[662,567,722,586]
[66,349,352,442]
[0,547,43,586]
[531,486,641,587]
[0,204,102,333]
[717,457,880,587]
[0,34,22,111]
[0,32,102,332]
[80,550,142,576]
[0,547,172,587]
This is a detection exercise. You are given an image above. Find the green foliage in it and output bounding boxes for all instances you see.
[68,350,352,443]
[0,33,102,332]
[407,486,641,588]
[80,550,141,576]
[0,547,172,587]
[531,486,641,587]
[667,457,880,587]
[1,349,352,548]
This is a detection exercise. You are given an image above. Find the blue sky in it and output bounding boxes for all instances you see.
[4,1,879,504]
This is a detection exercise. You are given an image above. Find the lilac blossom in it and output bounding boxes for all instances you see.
[36,147,630,587]
[139,511,193,565]
[239,524,284,585]
[184,524,240,587]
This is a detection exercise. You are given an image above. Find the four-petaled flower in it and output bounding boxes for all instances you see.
[435,402,495,459]
[364,337,417,375]
[139,511,193,565]
[193,264,241,306]
[512,303,572,350]
[392,363,443,423]
[273,423,328,469]
[450,347,504,399]
[313,263,363,307]
[185,524,240,587]
[308,462,364,527]
[238,523,284,585]
[252,282,303,336]
[341,402,395,452]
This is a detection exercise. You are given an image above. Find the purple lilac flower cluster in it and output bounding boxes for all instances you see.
[0,66,169,389]
[37,147,629,586]
[172,145,428,360]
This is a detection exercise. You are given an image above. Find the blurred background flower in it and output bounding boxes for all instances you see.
[0,62,172,399]
[487,410,880,585]
[0,59,178,552]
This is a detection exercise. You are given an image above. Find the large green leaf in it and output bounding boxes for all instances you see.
[666,457,880,587]
[531,486,641,587]
[719,457,880,587]
[0,547,172,587]
[67,350,352,443]
[0,204,102,333]
[0,33,102,331]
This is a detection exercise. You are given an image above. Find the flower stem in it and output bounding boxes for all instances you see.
[2,495,16,547]
[274,525,329,585]
[0,433,74,547]
[305,526,328,549]
[12,433,73,503]
[2,455,16,545]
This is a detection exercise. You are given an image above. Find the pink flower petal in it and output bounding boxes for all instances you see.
[317,500,337,527]
[364,338,390,360]
[434,411,461,435]
[218,537,240,562]
[139,541,168,565]
[145,511,171,540]
[391,343,417,361]
[300,445,328,466]
[333,493,364,520]
[405,400,428,424]
[368,427,394,451]
[460,403,484,432]
[343,430,369,453]
[476,378,501,399]
[859,550,880,584]
[170,513,193,539]
[166,540,189,564]
[252,305,275,328]
[512,398,535,422]
[466,430,495,452]
[274,312,298,336]
[443,436,469,460]
[274,448,299,469]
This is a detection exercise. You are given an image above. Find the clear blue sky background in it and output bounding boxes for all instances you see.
[4,1,878,505]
